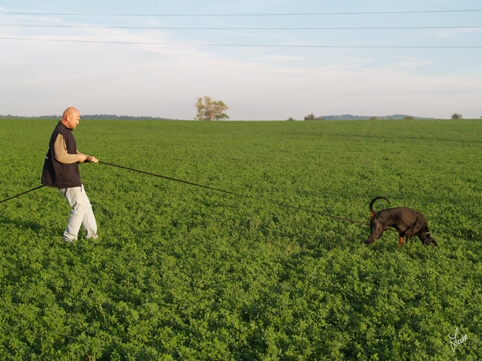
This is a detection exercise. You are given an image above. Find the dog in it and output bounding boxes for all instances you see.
[364,196,437,247]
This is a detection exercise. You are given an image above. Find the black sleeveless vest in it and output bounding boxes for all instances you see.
[41,122,82,188]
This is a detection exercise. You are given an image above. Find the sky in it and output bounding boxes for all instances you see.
[0,0,481,120]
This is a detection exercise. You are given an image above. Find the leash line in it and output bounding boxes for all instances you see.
[98,161,369,227]
[0,185,45,204]
[99,161,240,195]
[1,163,369,227]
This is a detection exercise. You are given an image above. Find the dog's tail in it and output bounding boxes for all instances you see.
[369,196,391,217]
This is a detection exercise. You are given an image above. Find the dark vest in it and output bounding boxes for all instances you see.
[41,122,82,188]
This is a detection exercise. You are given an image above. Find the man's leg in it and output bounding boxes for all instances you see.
[82,197,98,239]
[60,185,97,241]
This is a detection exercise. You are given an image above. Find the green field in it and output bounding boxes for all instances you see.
[0,119,481,360]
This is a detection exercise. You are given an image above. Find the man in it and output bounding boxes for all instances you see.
[41,106,99,242]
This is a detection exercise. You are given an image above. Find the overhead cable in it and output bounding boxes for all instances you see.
[1,9,482,17]
[1,36,481,48]
[1,24,482,31]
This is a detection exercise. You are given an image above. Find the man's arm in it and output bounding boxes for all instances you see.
[53,133,88,163]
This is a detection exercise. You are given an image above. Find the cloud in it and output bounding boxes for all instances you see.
[1,10,481,119]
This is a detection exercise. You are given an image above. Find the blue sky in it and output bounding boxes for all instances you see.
[1,0,481,120]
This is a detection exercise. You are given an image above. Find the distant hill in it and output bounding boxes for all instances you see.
[315,114,434,121]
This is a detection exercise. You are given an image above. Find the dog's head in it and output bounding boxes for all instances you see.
[421,231,438,246]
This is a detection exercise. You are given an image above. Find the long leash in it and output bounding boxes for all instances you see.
[0,185,45,204]
[0,162,369,228]
[98,161,369,227]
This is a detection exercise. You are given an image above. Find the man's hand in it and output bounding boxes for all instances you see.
[78,154,98,163]
[78,154,88,163]
[87,156,99,163]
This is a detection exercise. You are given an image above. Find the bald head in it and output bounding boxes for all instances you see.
[61,107,81,130]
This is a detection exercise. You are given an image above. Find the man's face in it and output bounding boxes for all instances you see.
[66,111,80,130]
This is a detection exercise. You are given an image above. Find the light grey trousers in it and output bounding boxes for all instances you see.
[59,185,98,241]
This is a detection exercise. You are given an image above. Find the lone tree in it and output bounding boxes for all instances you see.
[195,96,230,120]
[451,113,463,119]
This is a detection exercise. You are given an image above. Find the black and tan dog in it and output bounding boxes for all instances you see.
[364,196,437,247]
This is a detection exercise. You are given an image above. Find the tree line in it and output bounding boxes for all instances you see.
[0,114,173,120]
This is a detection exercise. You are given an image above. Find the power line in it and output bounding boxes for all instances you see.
[1,36,480,48]
[1,24,482,31]
[1,9,482,17]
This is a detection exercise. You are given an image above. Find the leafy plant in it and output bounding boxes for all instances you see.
[0,119,481,359]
